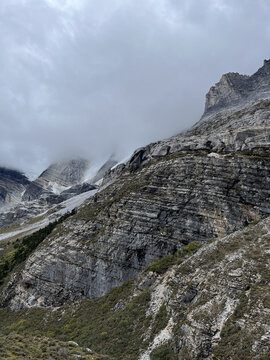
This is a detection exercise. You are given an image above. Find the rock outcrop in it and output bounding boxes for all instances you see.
[202,58,270,118]
[1,60,270,360]
[1,216,269,360]
[140,216,270,359]
[22,158,90,201]
[103,61,270,185]
[0,167,30,208]
[1,60,270,311]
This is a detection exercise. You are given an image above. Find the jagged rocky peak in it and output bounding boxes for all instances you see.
[203,59,270,118]
[22,158,90,201]
[0,157,118,229]
[1,60,270,359]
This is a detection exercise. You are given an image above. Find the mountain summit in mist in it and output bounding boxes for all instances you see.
[203,58,270,117]
[0,60,269,359]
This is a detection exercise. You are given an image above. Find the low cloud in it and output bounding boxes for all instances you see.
[0,0,270,176]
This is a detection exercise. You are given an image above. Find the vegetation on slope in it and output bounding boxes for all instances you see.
[0,210,75,286]
[0,281,153,360]
[0,332,107,360]
[0,218,270,359]
[146,241,200,274]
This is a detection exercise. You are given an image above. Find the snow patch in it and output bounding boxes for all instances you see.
[0,189,97,242]
[48,181,69,195]
[54,188,98,215]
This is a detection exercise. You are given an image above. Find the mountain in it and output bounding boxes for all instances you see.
[202,58,270,118]
[0,157,118,231]
[0,167,30,207]
[22,158,90,201]
[0,60,270,359]
[89,158,118,185]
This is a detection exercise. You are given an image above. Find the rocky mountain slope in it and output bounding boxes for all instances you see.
[0,217,269,359]
[0,158,118,231]
[202,58,270,117]
[22,159,90,201]
[0,332,109,359]
[0,167,30,208]
[0,60,270,359]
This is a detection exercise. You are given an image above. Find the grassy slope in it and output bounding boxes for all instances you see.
[0,218,270,359]
[0,332,107,360]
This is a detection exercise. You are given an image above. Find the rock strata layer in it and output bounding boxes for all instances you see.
[1,62,270,310]
[1,60,270,313]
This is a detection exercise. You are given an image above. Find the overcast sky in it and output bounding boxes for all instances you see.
[0,0,270,177]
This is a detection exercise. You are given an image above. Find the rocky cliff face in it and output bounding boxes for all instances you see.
[103,61,270,184]
[22,158,90,201]
[202,59,270,118]
[1,216,269,359]
[0,60,270,359]
[0,167,30,208]
[1,60,270,311]
[139,216,270,359]
[39,159,90,187]
[3,148,270,309]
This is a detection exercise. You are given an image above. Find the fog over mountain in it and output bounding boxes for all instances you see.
[0,0,270,177]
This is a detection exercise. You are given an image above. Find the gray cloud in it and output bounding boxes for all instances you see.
[0,0,270,177]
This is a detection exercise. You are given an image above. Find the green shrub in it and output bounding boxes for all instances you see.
[146,255,174,274]
[0,210,75,286]
[146,242,201,275]
[0,281,154,360]
[150,305,169,341]
[150,343,176,360]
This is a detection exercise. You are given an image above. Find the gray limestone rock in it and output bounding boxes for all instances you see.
[1,60,270,315]
[203,59,270,118]
[0,167,30,208]
[23,158,90,201]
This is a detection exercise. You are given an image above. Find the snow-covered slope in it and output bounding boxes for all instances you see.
[0,188,98,242]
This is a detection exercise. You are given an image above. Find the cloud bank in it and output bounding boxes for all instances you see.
[0,0,270,176]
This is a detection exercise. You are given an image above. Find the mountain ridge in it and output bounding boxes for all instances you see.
[0,60,270,359]
[202,58,270,119]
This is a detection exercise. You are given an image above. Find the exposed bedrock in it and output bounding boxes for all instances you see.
[1,60,270,310]
[2,150,270,310]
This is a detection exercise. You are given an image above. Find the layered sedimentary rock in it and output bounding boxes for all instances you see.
[139,216,270,359]
[1,211,270,359]
[1,60,270,311]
